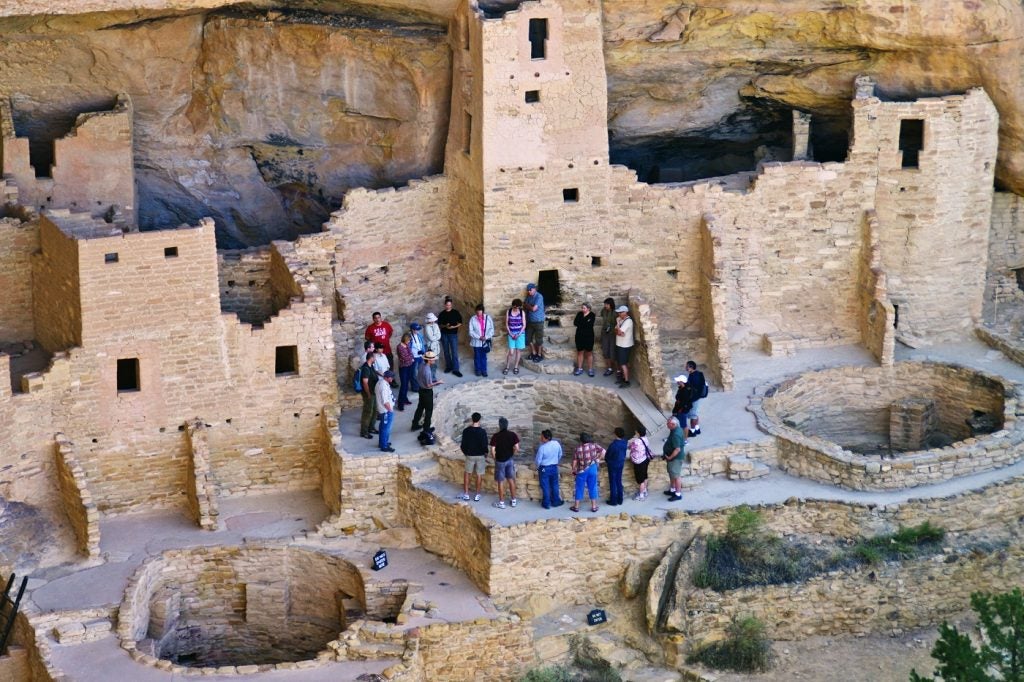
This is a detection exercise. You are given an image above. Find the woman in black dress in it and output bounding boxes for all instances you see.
[573,302,597,376]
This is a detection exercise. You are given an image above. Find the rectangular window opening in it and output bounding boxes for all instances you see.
[164,246,178,258]
[528,18,548,60]
[1014,267,1024,293]
[462,18,470,50]
[105,252,119,264]
[563,188,579,203]
[898,119,924,169]
[463,112,473,155]
[117,358,140,392]
[275,345,298,376]
[525,90,540,104]
[591,256,602,267]
[29,139,54,179]
[893,303,900,329]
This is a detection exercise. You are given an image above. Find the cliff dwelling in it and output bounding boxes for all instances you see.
[2,0,1024,680]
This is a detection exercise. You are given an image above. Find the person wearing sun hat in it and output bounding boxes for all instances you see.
[412,350,444,433]
[613,304,634,388]
[424,312,442,381]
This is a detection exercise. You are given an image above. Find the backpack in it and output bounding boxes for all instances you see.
[701,382,709,399]
[353,366,363,393]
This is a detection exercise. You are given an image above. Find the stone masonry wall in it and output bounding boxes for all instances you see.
[53,433,100,557]
[986,192,1024,317]
[185,420,219,531]
[0,217,37,342]
[31,217,81,353]
[858,211,896,365]
[678,536,1024,644]
[414,616,536,682]
[397,464,491,595]
[217,247,276,324]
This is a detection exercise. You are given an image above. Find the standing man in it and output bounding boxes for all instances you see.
[468,304,495,377]
[534,429,564,509]
[524,283,546,362]
[374,370,396,453]
[614,305,635,388]
[684,360,707,437]
[663,416,686,502]
[365,312,395,371]
[460,412,488,501]
[409,322,425,391]
[605,427,628,506]
[599,297,617,377]
[412,351,443,433]
[489,417,520,509]
[359,351,379,440]
[438,296,464,378]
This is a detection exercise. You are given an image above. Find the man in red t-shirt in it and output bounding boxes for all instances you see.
[365,311,395,370]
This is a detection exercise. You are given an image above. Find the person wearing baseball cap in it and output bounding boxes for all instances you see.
[375,369,397,452]
[672,373,691,426]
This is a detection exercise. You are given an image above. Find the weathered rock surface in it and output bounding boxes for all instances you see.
[0,7,450,246]
[4,0,1024,241]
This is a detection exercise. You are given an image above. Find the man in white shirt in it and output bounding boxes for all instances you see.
[374,370,396,453]
[614,305,634,388]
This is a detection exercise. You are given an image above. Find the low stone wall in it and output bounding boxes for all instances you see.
[397,465,491,594]
[629,299,674,412]
[185,420,219,531]
[53,433,100,557]
[414,616,536,681]
[977,325,1024,367]
[676,535,1024,644]
[858,211,896,366]
[752,362,1024,489]
[318,411,343,516]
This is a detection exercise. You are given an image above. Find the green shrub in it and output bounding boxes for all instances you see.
[519,666,573,682]
[726,505,763,541]
[688,616,775,673]
[910,587,1024,681]
[853,522,946,564]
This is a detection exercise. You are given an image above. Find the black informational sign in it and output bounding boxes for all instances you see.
[372,549,388,571]
[587,608,607,626]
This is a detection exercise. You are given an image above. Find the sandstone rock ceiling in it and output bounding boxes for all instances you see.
[1,0,1022,246]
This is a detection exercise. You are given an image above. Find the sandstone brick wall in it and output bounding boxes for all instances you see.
[217,248,276,324]
[31,217,81,353]
[857,211,895,366]
[414,616,536,682]
[53,434,100,557]
[0,217,38,342]
[699,216,733,389]
[1,95,135,223]
[185,420,219,531]
[397,465,492,594]
[860,88,999,344]
[678,537,1024,644]
[986,192,1024,314]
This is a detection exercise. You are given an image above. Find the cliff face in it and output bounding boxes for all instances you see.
[0,8,451,246]
[1,0,1023,244]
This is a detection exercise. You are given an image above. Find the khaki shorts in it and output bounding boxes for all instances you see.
[527,322,545,347]
[464,456,487,475]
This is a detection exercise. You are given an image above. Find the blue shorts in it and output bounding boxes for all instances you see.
[687,398,703,419]
[507,334,526,350]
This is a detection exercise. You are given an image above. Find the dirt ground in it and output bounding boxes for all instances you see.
[710,612,977,682]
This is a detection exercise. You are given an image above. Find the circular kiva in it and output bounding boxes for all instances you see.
[117,545,403,670]
[433,378,645,456]
[750,362,1023,490]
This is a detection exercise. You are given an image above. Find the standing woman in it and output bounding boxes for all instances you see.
[628,425,652,500]
[395,333,415,410]
[468,304,495,377]
[599,297,617,377]
[573,302,597,377]
[424,312,442,381]
[503,298,526,375]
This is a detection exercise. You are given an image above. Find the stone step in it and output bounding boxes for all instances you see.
[521,357,576,375]
[726,455,769,481]
[346,641,405,660]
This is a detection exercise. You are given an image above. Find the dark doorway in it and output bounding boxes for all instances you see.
[528,18,548,59]
[537,270,561,308]
[899,119,925,169]
[809,114,851,163]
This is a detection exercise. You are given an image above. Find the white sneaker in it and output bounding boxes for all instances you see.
[510,498,518,507]
[459,493,470,501]
[492,500,506,509]
[473,493,481,501]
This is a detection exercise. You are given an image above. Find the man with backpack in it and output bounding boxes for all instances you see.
[684,360,708,437]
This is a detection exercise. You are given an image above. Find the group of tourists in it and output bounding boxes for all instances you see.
[358,294,707,511]
[458,387,704,511]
